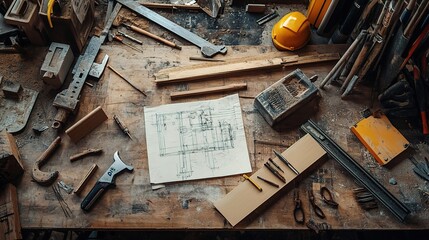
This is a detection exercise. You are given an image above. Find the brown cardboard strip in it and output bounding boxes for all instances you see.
[213,134,327,226]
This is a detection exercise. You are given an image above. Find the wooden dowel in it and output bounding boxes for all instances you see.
[141,2,201,10]
[70,148,102,162]
[170,83,247,100]
[123,23,181,50]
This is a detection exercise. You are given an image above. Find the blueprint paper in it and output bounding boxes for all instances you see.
[144,94,251,184]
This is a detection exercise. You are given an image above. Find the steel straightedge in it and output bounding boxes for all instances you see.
[117,0,227,58]
[300,120,410,222]
[52,4,122,129]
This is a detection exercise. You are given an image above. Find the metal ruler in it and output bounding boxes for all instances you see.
[117,0,227,58]
[52,3,122,129]
[300,119,410,222]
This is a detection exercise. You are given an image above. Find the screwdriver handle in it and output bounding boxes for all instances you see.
[113,115,132,139]
[112,34,123,42]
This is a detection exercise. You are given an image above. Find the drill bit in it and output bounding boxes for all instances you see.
[113,114,133,140]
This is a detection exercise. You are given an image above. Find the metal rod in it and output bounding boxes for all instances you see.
[107,65,147,96]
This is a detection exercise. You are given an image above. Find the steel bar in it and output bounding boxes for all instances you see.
[117,0,226,57]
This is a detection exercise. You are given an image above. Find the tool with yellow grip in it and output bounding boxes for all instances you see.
[47,0,55,28]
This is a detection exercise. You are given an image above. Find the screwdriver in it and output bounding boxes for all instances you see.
[109,33,143,53]
[113,114,133,140]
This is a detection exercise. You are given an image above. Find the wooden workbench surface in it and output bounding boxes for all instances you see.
[2,43,429,231]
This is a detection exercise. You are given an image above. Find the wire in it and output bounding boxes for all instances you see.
[47,0,55,28]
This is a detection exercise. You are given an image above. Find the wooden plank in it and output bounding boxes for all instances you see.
[65,106,108,143]
[214,134,327,226]
[74,163,98,195]
[170,83,247,100]
[154,53,340,85]
[0,184,22,240]
[246,4,266,13]
[0,130,24,185]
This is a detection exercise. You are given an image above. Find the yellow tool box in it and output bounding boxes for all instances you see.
[307,0,332,28]
[351,110,409,165]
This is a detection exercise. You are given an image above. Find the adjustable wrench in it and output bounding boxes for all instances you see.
[81,151,133,211]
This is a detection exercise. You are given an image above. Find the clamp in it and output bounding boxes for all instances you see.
[308,189,326,219]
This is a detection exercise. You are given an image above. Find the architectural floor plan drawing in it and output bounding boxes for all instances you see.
[144,94,252,184]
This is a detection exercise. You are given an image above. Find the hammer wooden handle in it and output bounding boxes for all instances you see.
[31,136,61,185]
[125,24,181,50]
[36,136,61,165]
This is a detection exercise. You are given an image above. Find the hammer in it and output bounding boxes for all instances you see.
[31,136,61,185]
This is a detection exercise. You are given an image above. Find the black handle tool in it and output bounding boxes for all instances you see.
[81,151,133,211]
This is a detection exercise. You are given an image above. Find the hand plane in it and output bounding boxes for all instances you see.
[81,151,133,211]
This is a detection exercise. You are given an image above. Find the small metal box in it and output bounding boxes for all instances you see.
[254,69,318,126]
[4,0,47,45]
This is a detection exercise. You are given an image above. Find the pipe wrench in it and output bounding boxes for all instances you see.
[81,151,133,211]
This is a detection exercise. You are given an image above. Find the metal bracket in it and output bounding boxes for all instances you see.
[52,3,122,129]
[300,119,410,222]
[117,0,227,58]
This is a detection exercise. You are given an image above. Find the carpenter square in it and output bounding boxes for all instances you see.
[81,151,133,211]
[117,0,227,58]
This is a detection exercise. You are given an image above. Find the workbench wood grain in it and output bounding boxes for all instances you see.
[2,44,428,230]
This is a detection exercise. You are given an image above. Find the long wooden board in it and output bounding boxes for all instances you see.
[154,53,340,85]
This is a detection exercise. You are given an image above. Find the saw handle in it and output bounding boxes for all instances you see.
[81,181,112,211]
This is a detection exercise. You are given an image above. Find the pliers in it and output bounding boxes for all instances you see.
[293,189,305,224]
[308,189,326,219]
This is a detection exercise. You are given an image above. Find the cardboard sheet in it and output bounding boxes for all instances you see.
[213,134,326,226]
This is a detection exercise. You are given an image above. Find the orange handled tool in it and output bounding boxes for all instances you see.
[413,65,429,135]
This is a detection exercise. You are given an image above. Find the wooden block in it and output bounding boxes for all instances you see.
[213,134,327,226]
[2,80,22,99]
[245,4,266,13]
[0,184,22,240]
[65,106,108,143]
[0,130,24,185]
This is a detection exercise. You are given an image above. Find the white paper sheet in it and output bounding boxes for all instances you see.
[144,94,251,184]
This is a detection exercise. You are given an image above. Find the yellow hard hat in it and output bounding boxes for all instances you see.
[271,12,311,51]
